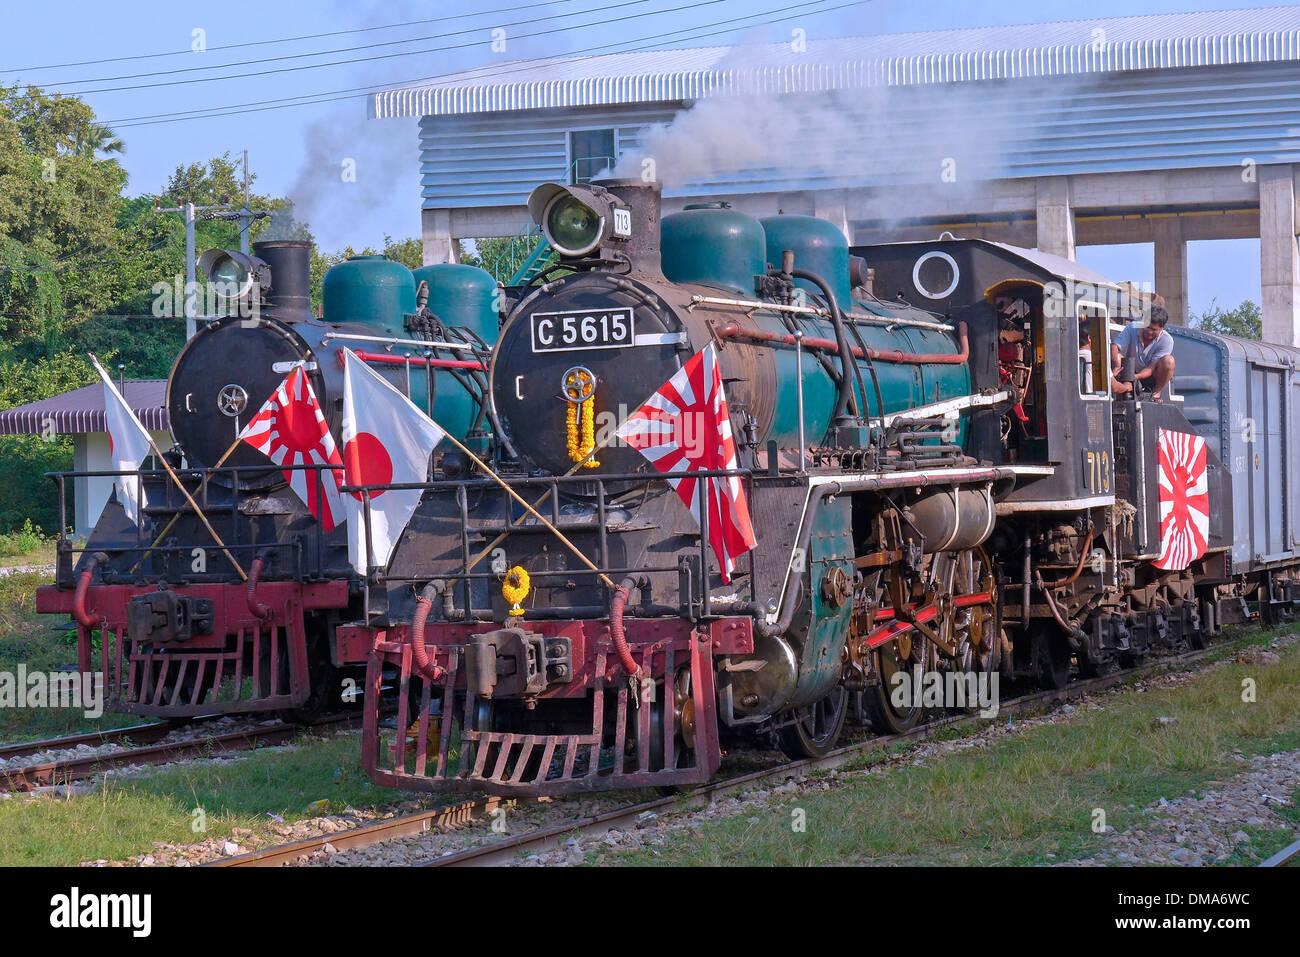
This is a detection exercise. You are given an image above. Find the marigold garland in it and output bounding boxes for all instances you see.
[565,396,599,468]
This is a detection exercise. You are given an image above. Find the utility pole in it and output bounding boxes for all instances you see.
[157,197,229,339]
[205,151,271,256]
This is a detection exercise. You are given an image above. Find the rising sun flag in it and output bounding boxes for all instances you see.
[1152,427,1210,572]
[616,343,757,582]
[238,365,345,531]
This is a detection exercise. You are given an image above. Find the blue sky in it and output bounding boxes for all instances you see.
[1,0,1287,316]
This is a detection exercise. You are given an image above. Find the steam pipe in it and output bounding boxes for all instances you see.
[247,557,271,620]
[790,267,857,423]
[1036,571,1085,648]
[412,583,448,681]
[609,578,642,678]
[73,552,109,630]
[1040,525,1095,590]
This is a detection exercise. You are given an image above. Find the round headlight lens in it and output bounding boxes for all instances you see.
[209,256,248,299]
[545,194,602,255]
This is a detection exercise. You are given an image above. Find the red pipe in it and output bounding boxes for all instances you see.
[351,350,485,371]
[411,590,446,682]
[716,320,969,365]
[73,554,106,630]
[608,583,642,679]
[246,558,271,621]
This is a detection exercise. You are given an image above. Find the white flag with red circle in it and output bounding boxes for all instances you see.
[237,366,345,532]
[341,349,445,572]
[616,343,757,583]
[91,355,153,525]
[1153,428,1210,571]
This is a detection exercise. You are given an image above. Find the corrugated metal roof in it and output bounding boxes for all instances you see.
[0,380,168,436]
[373,6,1300,117]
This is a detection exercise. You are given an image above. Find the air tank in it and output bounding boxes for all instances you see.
[760,214,852,308]
[321,255,415,338]
[410,263,499,344]
[661,203,766,296]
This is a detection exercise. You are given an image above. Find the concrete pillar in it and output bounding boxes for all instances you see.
[1153,218,1189,324]
[421,209,461,265]
[1259,164,1300,347]
[1035,176,1076,261]
[814,202,851,244]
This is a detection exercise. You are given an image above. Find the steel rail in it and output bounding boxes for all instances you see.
[0,719,190,761]
[213,642,1235,868]
[0,713,363,793]
[1259,836,1300,867]
[207,795,524,867]
[425,644,1232,867]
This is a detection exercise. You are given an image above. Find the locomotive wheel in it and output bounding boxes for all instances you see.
[860,564,931,735]
[777,684,849,759]
[648,666,697,773]
[946,547,1000,713]
[1034,627,1072,689]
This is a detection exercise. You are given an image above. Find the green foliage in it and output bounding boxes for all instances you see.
[0,435,72,534]
[0,87,428,534]
[0,518,46,558]
[1192,298,1262,340]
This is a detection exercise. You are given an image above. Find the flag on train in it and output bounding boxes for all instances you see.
[340,349,445,572]
[616,343,756,582]
[90,354,153,525]
[1153,428,1210,571]
[237,365,346,531]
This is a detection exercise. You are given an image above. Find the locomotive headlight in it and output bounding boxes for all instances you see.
[545,194,603,256]
[527,182,630,259]
[198,248,269,303]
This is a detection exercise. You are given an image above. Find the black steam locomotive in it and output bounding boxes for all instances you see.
[37,178,1299,799]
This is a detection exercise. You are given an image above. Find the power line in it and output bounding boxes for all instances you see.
[46,0,660,91]
[108,0,863,129]
[3,0,590,74]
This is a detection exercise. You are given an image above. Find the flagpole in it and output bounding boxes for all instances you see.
[465,431,615,572]
[90,355,247,582]
[129,435,243,573]
[435,431,616,592]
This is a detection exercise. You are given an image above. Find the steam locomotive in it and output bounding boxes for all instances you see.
[35,240,500,717]
[36,177,1299,799]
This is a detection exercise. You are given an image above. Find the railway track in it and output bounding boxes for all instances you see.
[0,713,364,793]
[0,719,196,762]
[1259,836,1300,867]
[214,642,1237,868]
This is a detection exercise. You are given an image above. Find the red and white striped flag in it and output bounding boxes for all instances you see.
[1153,428,1209,571]
[617,343,756,582]
[238,366,345,531]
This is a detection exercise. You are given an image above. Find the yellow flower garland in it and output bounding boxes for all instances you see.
[502,565,530,616]
[565,396,599,468]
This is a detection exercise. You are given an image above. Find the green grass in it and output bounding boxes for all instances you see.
[0,520,54,565]
[600,628,1300,867]
[0,732,409,866]
[0,570,139,742]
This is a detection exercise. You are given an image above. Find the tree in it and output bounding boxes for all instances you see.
[75,123,124,158]
[1192,299,1261,340]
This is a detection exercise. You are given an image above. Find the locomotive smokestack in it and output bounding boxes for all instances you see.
[253,239,312,320]
[590,177,663,278]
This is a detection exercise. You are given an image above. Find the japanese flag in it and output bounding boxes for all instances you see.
[341,349,445,572]
[90,355,153,525]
